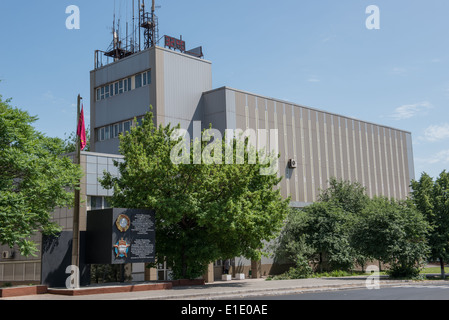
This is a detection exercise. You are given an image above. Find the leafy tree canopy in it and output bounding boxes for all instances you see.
[411,171,449,277]
[100,112,289,279]
[274,178,430,277]
[0,95,82,256]
[352,197,429,277]
[318,177,370,215]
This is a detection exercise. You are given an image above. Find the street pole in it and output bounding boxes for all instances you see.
[442,190,448,280]
[71,94,82,288]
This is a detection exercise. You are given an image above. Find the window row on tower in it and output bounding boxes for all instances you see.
[96,116,144,142]
[95,70,151,101]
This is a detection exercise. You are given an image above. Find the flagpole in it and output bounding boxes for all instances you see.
[71,94,82,288]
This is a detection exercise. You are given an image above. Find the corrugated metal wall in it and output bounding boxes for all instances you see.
[203,87,414,204]
[161,48,212,132]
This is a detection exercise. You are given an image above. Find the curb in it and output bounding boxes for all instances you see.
[131,279,439,300]
[204,280,449,300]
[2,278,448,300]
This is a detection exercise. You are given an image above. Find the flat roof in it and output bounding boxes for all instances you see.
[91,45,211,73]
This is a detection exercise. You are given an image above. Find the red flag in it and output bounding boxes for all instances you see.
[77,105,87,151]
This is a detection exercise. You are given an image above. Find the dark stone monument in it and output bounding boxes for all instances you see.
[86,208,156,265]
[41,231,90,288]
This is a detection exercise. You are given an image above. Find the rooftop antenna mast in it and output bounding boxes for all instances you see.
[95,0,161,68]
[140,0,159,49]
[138,0,141,50]
[104,2,133,62]
[132,0,135,52]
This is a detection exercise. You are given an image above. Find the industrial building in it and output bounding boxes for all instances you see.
[0,2,414,285]
[90,43,414,206]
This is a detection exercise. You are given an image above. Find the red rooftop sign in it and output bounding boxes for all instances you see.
[164,35,185,52]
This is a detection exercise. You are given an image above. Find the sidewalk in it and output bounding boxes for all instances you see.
[3,276,445,300]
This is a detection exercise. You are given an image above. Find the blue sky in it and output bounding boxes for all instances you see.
[0,0,448,179]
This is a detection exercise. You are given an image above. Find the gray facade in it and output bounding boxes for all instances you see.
[201,87,415,204]
[90,46,212,154]
[90,46,414,204]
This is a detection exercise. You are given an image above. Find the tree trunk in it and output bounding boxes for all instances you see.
[181,244,187,279]
[319,253,323,273]
[440,258,445,279]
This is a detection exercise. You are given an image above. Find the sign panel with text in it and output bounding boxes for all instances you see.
[86,208,156,265]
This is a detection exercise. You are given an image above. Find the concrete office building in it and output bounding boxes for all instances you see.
[88,44,415,280]
[0,43,414,284]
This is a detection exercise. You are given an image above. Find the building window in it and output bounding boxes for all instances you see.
[103,197,111,209]
[135,74,142,89]
[119,80,124,94]
[87,196,112,211]
[105,125,110,140]
[105,85,110,99]
[90,196,103,210]
[123,120,131,133]
[113,123,123,138]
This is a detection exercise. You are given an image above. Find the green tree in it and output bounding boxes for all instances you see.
[100,112,289,279]
[272,208,313,277]
[318,177,371,270]
[274,178,370,274]
[411,171,449,279]
[302,202,356,272]
[352,197,429,278]
[319,177,370,214]
[0,95,82,256]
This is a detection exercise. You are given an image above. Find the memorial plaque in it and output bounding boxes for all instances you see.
[86,208,156,265]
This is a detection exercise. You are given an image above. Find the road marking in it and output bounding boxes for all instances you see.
[393,285,449,290]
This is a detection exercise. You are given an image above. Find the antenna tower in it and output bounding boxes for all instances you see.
[140,0,159,49]
[95,0,161,68]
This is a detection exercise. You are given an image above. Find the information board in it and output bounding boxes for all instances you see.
[86,208,156,265]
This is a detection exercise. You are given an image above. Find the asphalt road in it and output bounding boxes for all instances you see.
[243,284,449,300]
